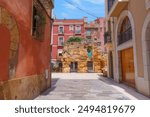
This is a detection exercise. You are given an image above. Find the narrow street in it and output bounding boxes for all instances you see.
[35,73,149,100]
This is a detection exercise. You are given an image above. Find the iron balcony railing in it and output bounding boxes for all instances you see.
[104,32,111,45]
[58,30,64,34]
[118,27,132,45]
[75,30,81,34]
[108,0,115,13]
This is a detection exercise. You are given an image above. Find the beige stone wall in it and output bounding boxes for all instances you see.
[127,0,148,77]
[61,42,107,73]
[0,75,51,100]
[78,61,87,73]
[105,0,150,96]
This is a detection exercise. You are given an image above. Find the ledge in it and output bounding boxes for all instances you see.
[108,0,129,17]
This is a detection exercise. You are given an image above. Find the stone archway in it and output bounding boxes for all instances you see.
[0,7,19,80]
[142,12,150,95]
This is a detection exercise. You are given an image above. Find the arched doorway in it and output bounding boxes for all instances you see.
[115,10,137,87]
[118,17,135,87]
[0,7,19,81]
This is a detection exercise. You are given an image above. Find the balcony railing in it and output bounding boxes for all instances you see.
[86,32,91,36]
[75,30,81,34]
[104,32,112,45]
[108,0,115,13]
[58,42,64,46]
[58,30,64,34]
[118,27,132,45]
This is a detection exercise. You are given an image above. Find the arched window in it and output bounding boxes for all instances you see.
[118,17,132,45]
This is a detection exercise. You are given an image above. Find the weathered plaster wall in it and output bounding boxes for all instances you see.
[0,0,52,99]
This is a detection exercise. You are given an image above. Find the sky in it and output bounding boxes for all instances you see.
[53,0,105,22]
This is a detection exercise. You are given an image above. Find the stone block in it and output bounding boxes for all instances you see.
[0,74,51,100]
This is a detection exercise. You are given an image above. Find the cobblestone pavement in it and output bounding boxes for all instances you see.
[35,73,149,100]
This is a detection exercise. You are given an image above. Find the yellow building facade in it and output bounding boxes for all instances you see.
[105,0,150,97]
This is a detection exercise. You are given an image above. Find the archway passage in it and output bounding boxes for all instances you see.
[0,25,11,81]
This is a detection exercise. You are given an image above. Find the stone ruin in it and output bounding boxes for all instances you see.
[61,39,107,73]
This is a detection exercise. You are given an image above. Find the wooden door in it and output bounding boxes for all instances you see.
[87,61,93,71]
[121,48,135,87]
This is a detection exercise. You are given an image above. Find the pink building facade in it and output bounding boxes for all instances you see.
[51,19,85,67]
[85,18,106,52]
[51,18,106,71]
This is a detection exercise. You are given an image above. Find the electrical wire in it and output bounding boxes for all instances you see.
[63,0,99,18]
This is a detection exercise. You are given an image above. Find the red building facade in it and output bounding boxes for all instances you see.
[0,0,54,99]
[51,18,85,66]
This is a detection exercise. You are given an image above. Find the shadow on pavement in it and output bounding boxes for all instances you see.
[41,78,60,96]
[97,74,149,100]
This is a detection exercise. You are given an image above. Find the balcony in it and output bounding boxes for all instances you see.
[86,31,91,37]
[75,30,81,34]
[108,0,129,17]
[58,42,64,46]
[104,32,112,45]
[58,30,64,34]
[118,27,132,45]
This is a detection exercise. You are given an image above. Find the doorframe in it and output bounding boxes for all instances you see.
[87,61,93,72]
[70,61,78,72]
[115,10,137,87]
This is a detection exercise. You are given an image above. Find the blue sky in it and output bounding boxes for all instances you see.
[53,0,105,22]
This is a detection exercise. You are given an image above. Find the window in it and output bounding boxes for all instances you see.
[75,25,81,34]
[32,0,46,40]
[86,30,91,36]
[58,37,64,46]
[97,42,101,46]
[58,26,64,33]
[118,17,132,45]
[94,38,97,41]
[59,53,62,56]
[69,25,74,31]
[58,49,63,56]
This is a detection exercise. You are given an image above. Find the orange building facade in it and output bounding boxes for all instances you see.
[0,0,54,99]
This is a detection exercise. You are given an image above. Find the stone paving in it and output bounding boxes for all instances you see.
[35,73,149,100]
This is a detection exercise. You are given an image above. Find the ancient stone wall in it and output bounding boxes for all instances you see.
[61,42,107,73]
[0,75,51,100]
